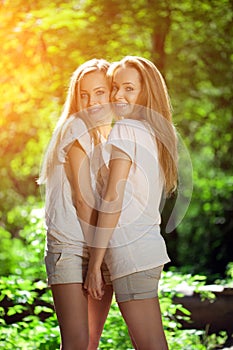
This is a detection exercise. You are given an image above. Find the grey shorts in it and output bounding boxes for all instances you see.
[112,265,163,303]
[45,251,111,286]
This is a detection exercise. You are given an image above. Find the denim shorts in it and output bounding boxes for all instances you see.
[112,265,163,302]
[45,251,111,286]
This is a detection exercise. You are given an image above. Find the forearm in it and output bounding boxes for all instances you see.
[89,154,131,267]
[76,200,98,247]
[88,210,121,268]
[85,150,131,299]
[67,139,98,245]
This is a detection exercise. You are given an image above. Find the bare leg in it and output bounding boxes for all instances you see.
[51,283,88,350]
[118,297,168,350]
[87,285,113,350]
[128,329,139,350]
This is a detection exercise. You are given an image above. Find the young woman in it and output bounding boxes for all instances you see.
[85,56,178,350]
[38,59,113,350]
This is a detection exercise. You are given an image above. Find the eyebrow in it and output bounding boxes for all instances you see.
[113,81,136,86]
[94,86,107,90]
[80,86,106,92]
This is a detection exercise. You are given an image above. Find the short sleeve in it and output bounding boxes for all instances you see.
[58,117,92,163]
[106,120,136,161]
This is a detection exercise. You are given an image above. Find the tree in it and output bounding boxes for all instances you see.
[0,0,232,276]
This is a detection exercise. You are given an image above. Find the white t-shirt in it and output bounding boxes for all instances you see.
[45,116,106,257]
[104,119,170,280]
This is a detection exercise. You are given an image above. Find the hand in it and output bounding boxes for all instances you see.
[84,267,105,300]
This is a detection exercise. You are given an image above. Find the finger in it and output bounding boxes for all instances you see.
[90,290,101,300]
[96,287,105,300]
[89,287,103,300]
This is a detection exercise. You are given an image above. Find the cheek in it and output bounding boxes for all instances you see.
[129,92,139,104]
[133,91,142,105]
[80,98,88,108]
[101,93,110,103]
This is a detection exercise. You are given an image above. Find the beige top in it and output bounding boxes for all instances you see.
[45,116,106,257]
[104,119,170,280]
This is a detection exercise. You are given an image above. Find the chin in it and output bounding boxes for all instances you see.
[114,105,133,117]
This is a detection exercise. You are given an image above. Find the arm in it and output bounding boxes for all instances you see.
[85,146,132,299]
[67,140,97,245]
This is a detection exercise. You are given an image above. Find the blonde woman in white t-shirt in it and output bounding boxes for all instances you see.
[38,59,114,350]
[85,56,178,350]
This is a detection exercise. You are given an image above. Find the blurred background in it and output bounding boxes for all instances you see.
[0,0,232,348]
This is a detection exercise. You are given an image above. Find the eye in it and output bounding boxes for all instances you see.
[96,90,105,95]
[80,93,88,99]
[125,86,134,91]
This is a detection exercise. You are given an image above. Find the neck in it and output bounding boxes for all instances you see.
[95,123,112,139]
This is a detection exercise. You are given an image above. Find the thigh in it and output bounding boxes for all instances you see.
[88,285,113,349]
[118,297,168,350]
[52,283,89,348]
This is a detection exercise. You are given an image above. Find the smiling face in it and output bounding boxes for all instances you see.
[111,66,142,117]
[79,70,110,123]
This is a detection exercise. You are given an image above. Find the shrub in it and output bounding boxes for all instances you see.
[0,204,228,349]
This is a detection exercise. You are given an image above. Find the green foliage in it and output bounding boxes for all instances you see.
[0,0,232,277]
[0,206,229,348]
[0,274,59,349]
[215,262,233,288]
[0,272,228,349]
[163,0,233,277]
[0,200,46,280]
[0,0,232,347]
[100,300,133,349]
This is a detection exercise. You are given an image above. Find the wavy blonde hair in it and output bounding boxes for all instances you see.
[108,56,178,195]
[38,58,110,184]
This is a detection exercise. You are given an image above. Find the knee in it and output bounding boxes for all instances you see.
[87,336,100,350]
[61,333,89,350]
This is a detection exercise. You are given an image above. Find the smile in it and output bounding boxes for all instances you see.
[87,106,103,114]
[115,103,128,108]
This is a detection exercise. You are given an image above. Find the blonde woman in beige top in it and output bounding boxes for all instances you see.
[38,59,113,350]
[85,56,178,350]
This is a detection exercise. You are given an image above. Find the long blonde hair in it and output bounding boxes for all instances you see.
[38,58,110,184]
[108,56,178,195]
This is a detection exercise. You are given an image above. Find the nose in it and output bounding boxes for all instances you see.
[113,88,124,101]
[88,94,98,106]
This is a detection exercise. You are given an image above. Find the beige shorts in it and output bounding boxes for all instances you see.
[45,251,111,286]
[112,265,163,303]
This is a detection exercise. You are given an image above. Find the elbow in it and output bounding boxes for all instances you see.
[75,198,85,211]
[100,194,123,215]
[75,196,95,213]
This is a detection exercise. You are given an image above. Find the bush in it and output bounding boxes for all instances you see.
[0,204,228,349]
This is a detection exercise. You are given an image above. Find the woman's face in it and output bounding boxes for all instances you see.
[79,71,110,123]
[111,67,142,117]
